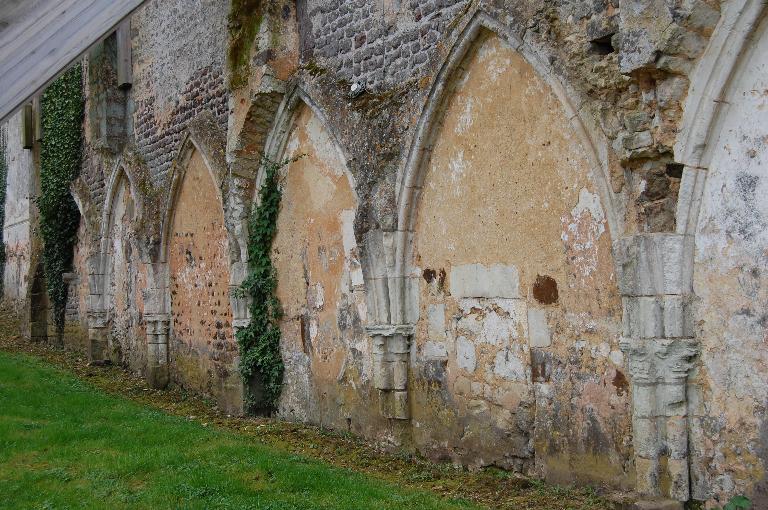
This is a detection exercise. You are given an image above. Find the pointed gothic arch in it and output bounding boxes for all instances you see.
[257,83,358,199]
[253,83,366,424]
[367,7,631,482]
[394,12,622,306]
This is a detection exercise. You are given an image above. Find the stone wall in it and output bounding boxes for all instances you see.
[2,112,36,310]
[5,0,768,506]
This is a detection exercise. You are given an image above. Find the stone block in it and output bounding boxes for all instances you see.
[623,296,663,338]
[423,341,448,360]
[373,355,393,390]
[618,0,674,73]
[665,416,688,459]
[633,417,660,458]
[427,303,446,340]
[527,308,551,347]
[456,336,476,372]
[614,234,687,296]
[662,295,693,338]
[633,385,656,418]
[392,390,409,419]
[622,130,653,150]
[493,347,527,381]
[392,359,408,390]
[624,111,651,132]
[656,383,686,417]
[634,456,661,496]
[666,457,689,501]
[449,263,519,298]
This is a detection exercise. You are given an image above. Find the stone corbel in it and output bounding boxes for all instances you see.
[367,323,415,420]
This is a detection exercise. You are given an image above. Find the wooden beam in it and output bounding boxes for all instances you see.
[116,20,133,90]
[0,0,147,124]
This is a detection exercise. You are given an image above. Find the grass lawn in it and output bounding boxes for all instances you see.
[0,351,478,510]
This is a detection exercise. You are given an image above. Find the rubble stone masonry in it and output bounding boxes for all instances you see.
[3,0,768,506]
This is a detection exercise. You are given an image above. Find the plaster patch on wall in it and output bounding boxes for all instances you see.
[456,336,477,372]
[456,99,474,135]
[493,346,528,381]
[561,188,607,278]
[305,111,344,177]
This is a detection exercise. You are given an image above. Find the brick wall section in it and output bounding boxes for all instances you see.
[130,0,229,183]
[134,66,228,183]
[308,0,469,90]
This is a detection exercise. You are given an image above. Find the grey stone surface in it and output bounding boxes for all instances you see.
[449,263,520,299]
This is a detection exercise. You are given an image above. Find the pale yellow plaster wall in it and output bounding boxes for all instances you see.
[411,34,630,485]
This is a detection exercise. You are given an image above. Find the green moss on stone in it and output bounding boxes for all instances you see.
[228,0,264,89]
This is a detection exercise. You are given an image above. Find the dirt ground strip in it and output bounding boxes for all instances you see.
[0,309,632,510]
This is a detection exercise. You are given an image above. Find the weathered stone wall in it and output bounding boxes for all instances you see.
[7,0,768,506]
[2,111,36,310]
[131,0,229,183]
[409,33,628,482]
[168,149,240,412]
[684,9,768,505]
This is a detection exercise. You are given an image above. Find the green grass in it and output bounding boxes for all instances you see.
[0,351,478,510]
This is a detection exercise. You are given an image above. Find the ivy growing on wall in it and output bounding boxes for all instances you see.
[236,155,301,411]
[39,65,84,331]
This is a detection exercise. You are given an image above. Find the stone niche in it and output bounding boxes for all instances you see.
[272,104,369,429]
[104,174,146,370]
[168,149,240,412]
[410,33,631,486]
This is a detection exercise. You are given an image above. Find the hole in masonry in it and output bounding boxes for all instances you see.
[666,162,685,179]
[589,34,615,55]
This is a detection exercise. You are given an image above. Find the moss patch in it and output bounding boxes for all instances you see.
[227,0,264,90]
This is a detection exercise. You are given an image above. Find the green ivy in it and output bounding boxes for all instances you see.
[713,496,751,510]
[236,155,301,411]
[39,65,84,331]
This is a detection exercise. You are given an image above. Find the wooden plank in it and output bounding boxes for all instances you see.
[0,0,147,124]
[116,20,133,89]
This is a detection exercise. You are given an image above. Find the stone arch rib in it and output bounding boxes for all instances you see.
[674,0,767,238]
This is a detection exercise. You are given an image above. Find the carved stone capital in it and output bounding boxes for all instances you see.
[367,323,414,420]
[620,337,699,385]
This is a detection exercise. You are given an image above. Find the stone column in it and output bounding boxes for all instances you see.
[144,266,169,389]
[224,260,249,415]
[367,324,414,420]
[616,234,697,502]
[145,312,170,388]
[85,253,108,361]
